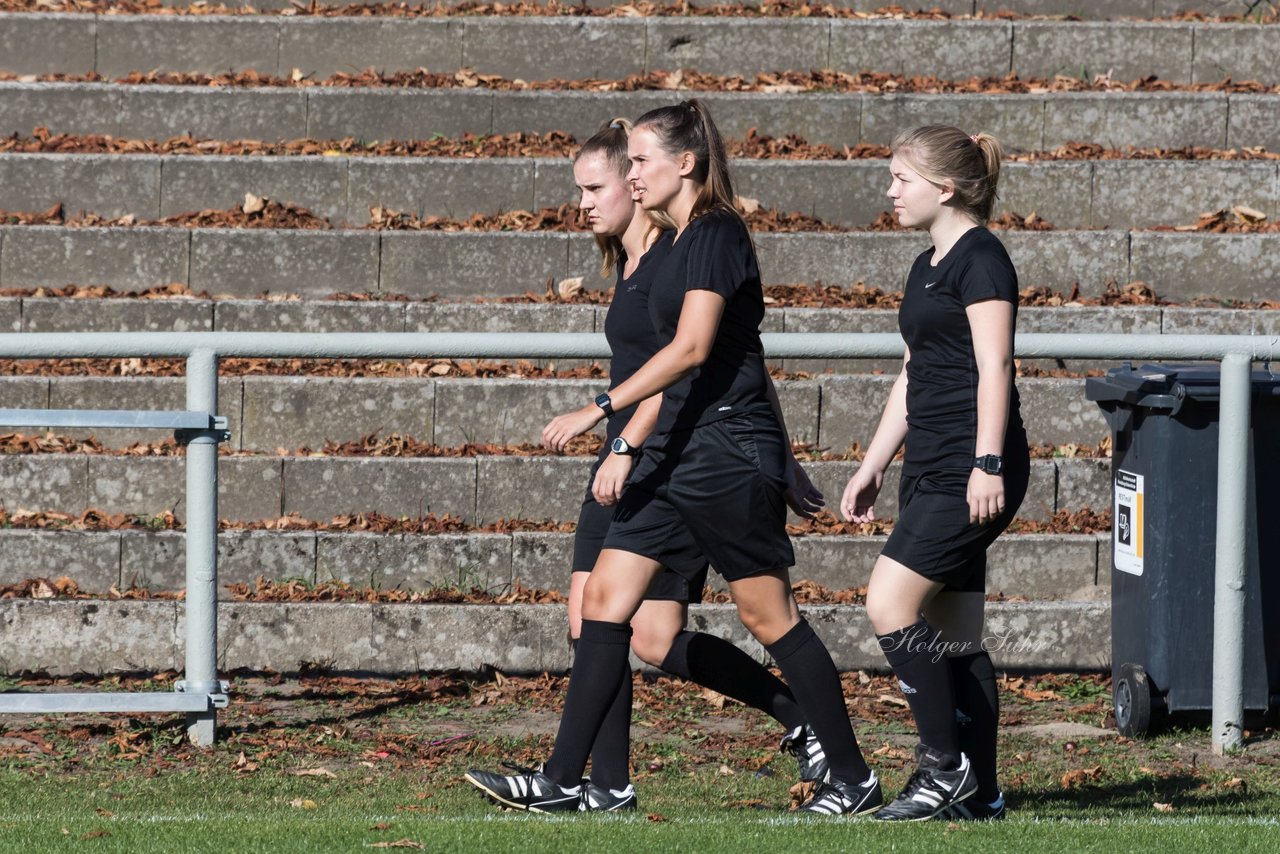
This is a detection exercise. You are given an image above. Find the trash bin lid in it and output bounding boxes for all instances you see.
[1084,363,1280,410]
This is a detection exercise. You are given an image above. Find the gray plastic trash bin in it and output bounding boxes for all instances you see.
[1085,363,1280,737]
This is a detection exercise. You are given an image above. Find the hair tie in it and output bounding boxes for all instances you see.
[609,121,623,130]
[970,134,980,143]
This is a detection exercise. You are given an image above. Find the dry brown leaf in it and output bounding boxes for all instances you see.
[368,841,424,850]
[294,767,338,778]
[556,276,584,300]
[242,193,266,215]
[289,798,319,810]
[1153,802,1175,812]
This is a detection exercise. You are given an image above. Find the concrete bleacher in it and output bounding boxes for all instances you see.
[0,1,1275,675]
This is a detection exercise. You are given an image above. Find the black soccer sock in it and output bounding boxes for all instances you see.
[661,630,806,730]
[543,619,632,789]
[765,620,871,784]
[878,619,960,767]
[950,651,1000,801]
[588,654,633,791]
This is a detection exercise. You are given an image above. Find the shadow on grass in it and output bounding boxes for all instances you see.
[1012,772,1259,818]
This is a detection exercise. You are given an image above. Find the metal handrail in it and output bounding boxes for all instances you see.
[0,330,1275,754]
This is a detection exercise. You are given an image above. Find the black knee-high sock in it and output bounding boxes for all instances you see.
[588,647,633,791]
[661,631,806,730]
[543,619,632,788]
[765,620,870,785]
[878,619,960,766]
[950,651,999,801]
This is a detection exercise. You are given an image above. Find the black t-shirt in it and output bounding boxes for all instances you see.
[898,226,1025,473]
[646,208,772,433]
[601,229,674,445]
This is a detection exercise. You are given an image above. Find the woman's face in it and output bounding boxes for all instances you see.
[887,153,948,229]
[574,151,635,237]
[626,126,686,212]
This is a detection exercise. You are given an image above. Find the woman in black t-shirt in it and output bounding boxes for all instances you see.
[529,119,830,813]
[466,100,879,817]
[840,125,1030,822]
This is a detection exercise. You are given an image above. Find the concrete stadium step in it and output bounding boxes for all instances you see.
[0,527,1108,602]
[0,224,1276,301]
[0,370,1120,451]
[2,13,1274,84]
[4,298,1272,339]
[1,84,1274,152]
[4,152,1279,230]
[0,597,1110,674]
[0,451,1111,523]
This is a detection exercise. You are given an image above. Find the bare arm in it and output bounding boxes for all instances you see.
[591,393,662,506]
[840,347,910,522]
[542,289,725,450]
[966,298,1015,523]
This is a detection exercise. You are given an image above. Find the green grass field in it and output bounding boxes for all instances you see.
[0,670,1276,852]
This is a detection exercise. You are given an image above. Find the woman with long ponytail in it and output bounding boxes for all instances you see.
[466,100,880,816]
[464,114,836,814]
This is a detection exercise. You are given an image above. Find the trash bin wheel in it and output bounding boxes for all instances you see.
[1114,663,1153,738]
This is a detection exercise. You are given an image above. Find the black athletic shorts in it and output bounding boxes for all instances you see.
[603,410,795,584]
[881,446,1030,593]
[572,453,708,604]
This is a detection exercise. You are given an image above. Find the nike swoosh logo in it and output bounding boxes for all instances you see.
[924,282,937,289]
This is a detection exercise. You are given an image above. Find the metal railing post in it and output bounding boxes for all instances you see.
[184,349,221,746]
[1213,353,1251,754]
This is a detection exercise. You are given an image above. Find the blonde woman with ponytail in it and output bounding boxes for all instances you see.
[841,125,1029,822]
[465,115,835,814]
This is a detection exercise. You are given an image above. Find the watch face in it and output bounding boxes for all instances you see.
[611,438,629,454]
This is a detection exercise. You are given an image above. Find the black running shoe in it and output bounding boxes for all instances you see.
[579,780,638,812]
[779,723,831,783]
[797,772,883,816]
[874,746,977,822]
[464,762,582,813]
[940,791,1005,821]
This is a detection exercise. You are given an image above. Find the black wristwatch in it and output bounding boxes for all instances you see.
[611,437,639,457]
[594,392,614,417]
[973,454,1004,475]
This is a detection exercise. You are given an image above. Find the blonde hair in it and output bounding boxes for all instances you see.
[574,117,674,278]
[891,125,1003,224]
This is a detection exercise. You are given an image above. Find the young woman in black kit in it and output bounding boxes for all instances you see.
[465,117,834,813]
[466,100,880,816]
[840,125,1029,822]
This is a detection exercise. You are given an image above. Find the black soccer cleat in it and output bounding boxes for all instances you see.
[779,723,831,783]
[797,771,883,816]
[874,746,978,822]
[579,780,638,812]
[464,762,582,813]
[939,791,1006,822]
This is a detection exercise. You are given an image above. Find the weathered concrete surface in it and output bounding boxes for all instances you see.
[0,530,121,591]
[160,156,350,222]
[372,603,566,673]
[84,456,283,521]
[279,18,463,79]
[432,378,598,447]
[214,601,376,672]
[1012,21,1194,83]
[0,599,179,675]
[0,154,161,219]
[189,230,380,298]
[240,376,434,451]
[215,299,406,333]
[120,530,316,592]
[1129,232,1280,302]
[0,226,189,290]
[315,531,513,592]
[20,296,213,333]
[96,16,280,78]
[475,456,594,524]
[0,13,96,76]
[281,457,477,522]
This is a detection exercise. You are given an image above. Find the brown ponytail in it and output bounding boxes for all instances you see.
[634,99,744,227]
[891,125,1003,224]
